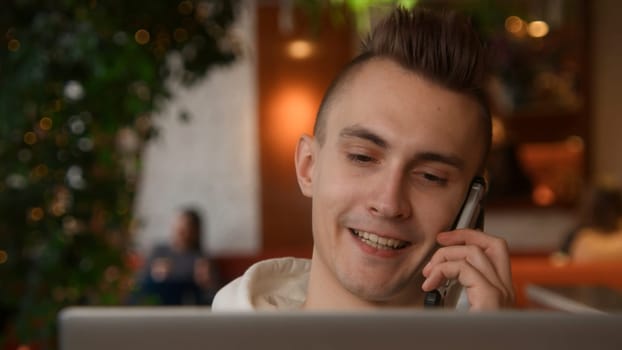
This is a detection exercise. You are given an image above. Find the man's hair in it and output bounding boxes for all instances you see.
[313,7,492,163]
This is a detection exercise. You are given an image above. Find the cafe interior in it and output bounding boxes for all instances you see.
[170,0,622,311]
[1,0,622,348]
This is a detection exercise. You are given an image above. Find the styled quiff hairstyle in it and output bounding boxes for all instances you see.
[313,7,492,161]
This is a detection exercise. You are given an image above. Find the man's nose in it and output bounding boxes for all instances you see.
[368,169,412,220]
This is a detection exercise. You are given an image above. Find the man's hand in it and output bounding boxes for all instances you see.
[421,229,515,310]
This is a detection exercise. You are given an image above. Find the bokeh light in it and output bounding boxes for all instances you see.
[29,207,44,221]
[51,203,65,216]
[532,185,556,206]
[505,16,524,34]
[528,21,549,38]
[134,29,150,45]
[24,132,37,145]
[287,40,314,59]
[39,117,53,131]
[64,81,85,101]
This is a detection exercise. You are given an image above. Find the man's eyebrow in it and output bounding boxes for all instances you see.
[339,126,388,148]
[414,151,465,170]
[339,125,464,169]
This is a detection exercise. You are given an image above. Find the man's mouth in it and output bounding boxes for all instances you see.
[350,229,411,250]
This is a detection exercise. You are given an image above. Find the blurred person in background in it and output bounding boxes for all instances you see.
[559,182,622,262]
[130,208,220,305]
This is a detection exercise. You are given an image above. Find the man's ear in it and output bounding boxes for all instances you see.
[294,134,316,198]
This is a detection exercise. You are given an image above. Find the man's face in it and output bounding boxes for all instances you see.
[296,58,487,305]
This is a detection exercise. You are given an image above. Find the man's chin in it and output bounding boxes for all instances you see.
[338,273,418,304]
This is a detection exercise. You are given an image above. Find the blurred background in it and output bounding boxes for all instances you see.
[1,0,621,348]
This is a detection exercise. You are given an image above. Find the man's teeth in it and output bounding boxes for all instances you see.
[353,230,408,250]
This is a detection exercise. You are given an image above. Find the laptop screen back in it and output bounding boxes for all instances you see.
[58,307,622,350]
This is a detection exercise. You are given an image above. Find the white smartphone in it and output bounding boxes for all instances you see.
[424,176,486,308]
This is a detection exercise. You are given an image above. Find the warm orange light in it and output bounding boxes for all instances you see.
[267,86,317,162]
[51,202,66,216]
[527,21,549,38]
[24,131,37,145]
[491,117,507,146]
[134,29,150,45]
[532,185,555,206]
[287,40,314,59]
[29,207,44,221]
[39,117,53,131]
[505,16,524,34]
[0,250,7,264]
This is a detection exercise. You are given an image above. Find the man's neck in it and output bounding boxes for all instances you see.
[302,249,426,310]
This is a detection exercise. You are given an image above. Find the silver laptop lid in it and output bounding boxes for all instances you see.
[59,307,622,350]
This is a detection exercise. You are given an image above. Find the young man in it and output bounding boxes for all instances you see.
[213,7,514,311]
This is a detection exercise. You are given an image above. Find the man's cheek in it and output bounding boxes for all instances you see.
[417,202,455,234]
[321,169,359,199]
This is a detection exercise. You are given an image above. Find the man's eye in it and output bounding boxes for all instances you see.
[347,153,375,163]
[422,173,447,185]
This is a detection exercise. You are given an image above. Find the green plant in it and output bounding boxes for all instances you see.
[0,0,238,347]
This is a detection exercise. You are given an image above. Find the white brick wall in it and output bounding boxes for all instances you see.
[134,1,260,256]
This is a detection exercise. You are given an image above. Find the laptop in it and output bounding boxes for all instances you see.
[58,307,622,350]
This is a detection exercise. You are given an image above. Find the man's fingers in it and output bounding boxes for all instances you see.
[436,229,513,294]
[423,245,506,296]
[421,260,511,310]
[424,229,516,308]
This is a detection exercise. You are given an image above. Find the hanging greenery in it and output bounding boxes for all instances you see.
[0,0,239,347]
[331,0,417,31]
[297,0,418,32]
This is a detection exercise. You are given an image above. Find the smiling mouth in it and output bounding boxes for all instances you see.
[350,229,411,250]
